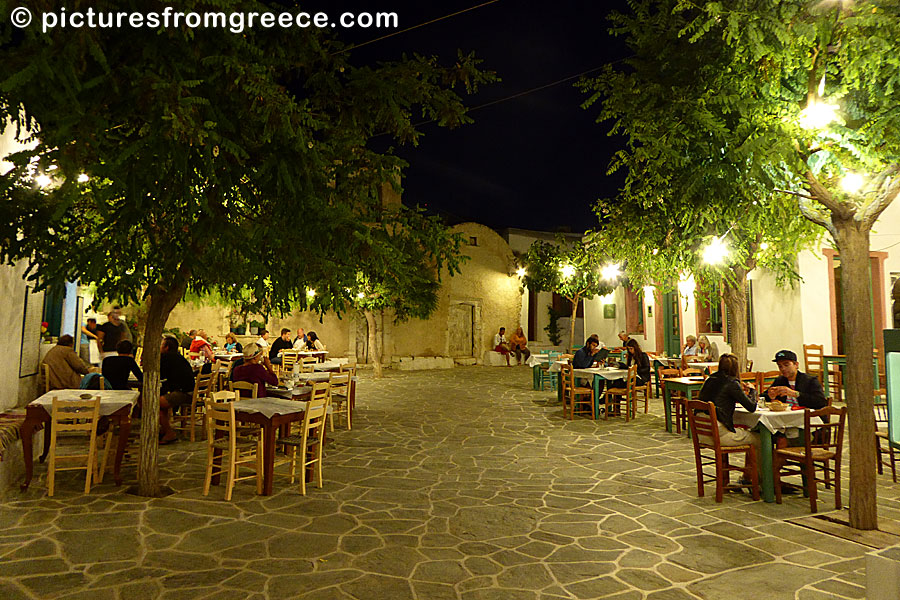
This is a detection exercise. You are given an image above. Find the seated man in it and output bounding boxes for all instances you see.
[41,334,92,390]
[102,340,143,390]
[572,335,605,369]
[269,328,293,365]
[293,327,307,350]
[159,336,197,444]
[232,343,278,398]
[493,327,512,366]
[764,349,828,483]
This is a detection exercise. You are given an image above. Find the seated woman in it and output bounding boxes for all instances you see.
[509,327,530,365]
[189,329,215,362]
[305,331,326,351]
[697,335,719,362]
[697,353,760,481]
[681,335,700,368]
[493,327,512,366]
[101,340,143,390]
[609,339,651,389]
[224,332,243,353]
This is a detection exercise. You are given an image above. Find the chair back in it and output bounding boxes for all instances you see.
[300,357,318,373]
[134,346,143,365]
[681,367,703,378]
[281,351,299,373]
[51,396,102,435]
[188,351,201,360]
[310,380,330,408]
[686,399,720,450]
[624,364,637,395]
[758,370,780,390]
[211,390,240,403]
[193,370,215,401]
[805,405,846,458]
[229,380,258,399]
[205,401,237,443]
[301,395,328,441]
[659,368,680,379]
[874,389,889,426]
[329,371,351,397]
[803,344,825,383]
[560,362,576,400]
[738,372,757,387]
[340,364,357,376]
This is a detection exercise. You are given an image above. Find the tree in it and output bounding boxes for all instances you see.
[586,0,900,530]
[522,238,616,352]
[580,0,819,369]
[0,0,491,496]
[679,0,900,532]
[350,204,467,378]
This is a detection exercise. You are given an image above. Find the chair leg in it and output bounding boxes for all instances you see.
[774,458,783,505]
[203,446,214,496]
[84,438,97,494]
[806,460,818,513]
[833,459,842,510]
[255,440,264,495]
[877,438,884,475]
[225,450,236,502]
[714,453,724,503]
[747,448,760,501]
[300,448,307,496]
[315,438,324,489]
[694,450,705,498]
[97,430,114,484]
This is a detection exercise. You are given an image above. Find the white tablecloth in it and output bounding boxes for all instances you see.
[234,398,309,418]
[689,361,719,369]
[574,367,628,380]
[214,352,243,361]
[733,406,822,435]
[525,354,553,367]
[312,360,342,372]
[266,385,313,399]
[294,373,360,383]
[30,390,139,417]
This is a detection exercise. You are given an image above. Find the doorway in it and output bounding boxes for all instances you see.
[662,291,681,356]
[449,303,476,358]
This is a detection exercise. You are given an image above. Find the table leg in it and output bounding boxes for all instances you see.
[349,379,356,418]
[113,415,132,486]
[663,385,673,433]
[532,365,541,391]
[653,362,662,398]
[822,357,832,398]
[210,429,224,486]
[41,420,52,462]
[20,417,40,491]
[557,372,563,403]
[262,423,277,496]
[593,375,601,419]
[758,427,775,503]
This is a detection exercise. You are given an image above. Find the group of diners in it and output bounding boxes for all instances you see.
[493,326,531,366]
[187,327,325,366]
[696,349,826,490]
[572,333,652,400]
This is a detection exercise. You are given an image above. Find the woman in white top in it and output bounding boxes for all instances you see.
[305,331,326,351]
[256,329,270,349]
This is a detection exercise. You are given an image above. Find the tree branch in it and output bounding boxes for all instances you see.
[798,196,836,238]
[774,188,815,200]
[861,164,900,229]
[805,171,853,219]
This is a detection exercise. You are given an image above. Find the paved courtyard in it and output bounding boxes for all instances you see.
[1,366,899,599]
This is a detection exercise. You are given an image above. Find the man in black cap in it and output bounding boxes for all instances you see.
[764,349,828,487]
[764,349,827,409]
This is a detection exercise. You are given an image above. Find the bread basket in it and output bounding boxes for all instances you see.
[767,400,788,412]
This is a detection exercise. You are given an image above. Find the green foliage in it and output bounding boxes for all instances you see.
[544,305,563,346]
[580,0,821,292]
[350,205,467,323]
[0,0,495,318]
[522,237,616,304]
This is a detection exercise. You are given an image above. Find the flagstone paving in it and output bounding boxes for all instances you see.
[1,366,899,599]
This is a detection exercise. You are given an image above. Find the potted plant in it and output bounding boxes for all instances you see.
[249,319,262,335]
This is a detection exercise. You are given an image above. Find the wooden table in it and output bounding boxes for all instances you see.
[822,354,879,398]
[20,389,139,491]
[661,377,705,433]
[650,356,681,396]
[734,407,822,503]
[216,398,313,496]
[574,367,628,416]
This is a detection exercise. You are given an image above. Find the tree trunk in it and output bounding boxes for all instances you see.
[833,222,878,530]
[568,294,580,353]
[721,275,748,372]
[364,309,382,379]
[137,283,186,497]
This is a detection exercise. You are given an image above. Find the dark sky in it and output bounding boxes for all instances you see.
[322,0,631,231]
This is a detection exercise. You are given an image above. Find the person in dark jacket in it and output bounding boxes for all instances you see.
[697,353,760,480]
[102,340,143,390]
[763,349,827,409]
[572,335,604,369]
[764,349,828,474]
[610,339,651,389]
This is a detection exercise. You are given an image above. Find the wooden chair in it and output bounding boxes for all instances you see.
[659,368,685,433]
[173,370,214,442]
[47,396,102,497]
[280,351,299,376]
[340,364,357,376]
[228,380,258,399]
[42,363,52,394]
[202,401,263,501]
[561,362,594,419]
[633,370,653,414]
[803,344,842,402]
[685,399,760,503]
[280,383,329,495]
[874,389,897,483]
[214,360,234,392]
[328,371,351,431]
[758,371,780,393]
[774,405,846,512]
[299,356,318,373]
[134,346,143,365]
[602,365,637,422]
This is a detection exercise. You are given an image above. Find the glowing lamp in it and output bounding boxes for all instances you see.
[516,267,526,277]
[560,264,576,279]
[841,172,865,194]
[798,101,839,130]
[703,237,729,265]
[601,263,622,281]
[77,173,90,183]
[35,174,52,188]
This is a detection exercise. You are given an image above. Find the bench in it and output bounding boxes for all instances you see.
[483,350,509,366]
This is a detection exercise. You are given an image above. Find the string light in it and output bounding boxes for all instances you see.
[841,172,865,194]
[560,264,575,279]
[601,263,621,281]
[516,267,526,277]
[703,237,729,265]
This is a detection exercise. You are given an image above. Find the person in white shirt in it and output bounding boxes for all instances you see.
[305,331,326,351]
[256,329,270,350]
[293,327,307,350]
[493,327,512,366]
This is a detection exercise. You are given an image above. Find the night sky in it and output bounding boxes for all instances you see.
[323,1,631,231]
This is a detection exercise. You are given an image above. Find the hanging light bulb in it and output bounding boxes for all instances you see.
[516,267,526,277]
[560,264,576,279]
[798,100,839,129]
[841,172,865,194]
[703,237,729,265]
[601,263,622,281]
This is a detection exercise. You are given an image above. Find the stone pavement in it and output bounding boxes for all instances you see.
[1,366,899,600]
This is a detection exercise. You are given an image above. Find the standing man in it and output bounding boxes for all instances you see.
[99,311,125,361]
[80,317,102,364]
[41,335,92,390]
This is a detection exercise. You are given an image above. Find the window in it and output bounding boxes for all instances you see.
[624,286,644,334]
[469,236,478,246]
[696,288,724,335]
[552,293,583,318]
[724,281,754,346]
